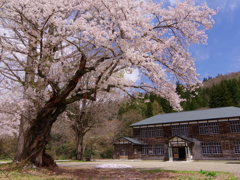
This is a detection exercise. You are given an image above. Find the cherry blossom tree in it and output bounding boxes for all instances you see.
[0,0,216,167]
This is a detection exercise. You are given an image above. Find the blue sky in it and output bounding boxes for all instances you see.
[160,0,240,80]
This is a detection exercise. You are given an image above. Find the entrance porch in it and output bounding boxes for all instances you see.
[168,135,193,161]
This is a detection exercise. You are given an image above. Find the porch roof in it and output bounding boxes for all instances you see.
[123,137,143,145]
[113,137,143,145]
[168,135,194,143]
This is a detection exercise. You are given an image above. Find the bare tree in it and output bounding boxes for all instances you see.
[67,96,121,160]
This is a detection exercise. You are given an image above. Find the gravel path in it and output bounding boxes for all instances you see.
[57,160,240,178]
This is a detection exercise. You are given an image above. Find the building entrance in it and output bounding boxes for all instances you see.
[178,147,186,160]
[172,147,186,160]
[168,136,193,161]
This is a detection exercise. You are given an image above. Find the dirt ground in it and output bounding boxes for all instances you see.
[48,167,179,180]
[56,160,240,179]
[1,160,240,179]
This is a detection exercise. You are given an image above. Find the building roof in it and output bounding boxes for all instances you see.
[130,106,240,127]
[123,137,143,145]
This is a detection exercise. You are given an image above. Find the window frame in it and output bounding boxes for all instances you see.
[234,142,240,154]
[141,145,164,155]
[199,122,219,135]
[230,121,240,133]
[172,125,189,136]
[140,127,163,138]
[201,142,222,155]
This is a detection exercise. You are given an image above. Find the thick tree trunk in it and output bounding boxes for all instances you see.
[14,104,67,167]
[14,118,57,167]
[76,133,84,160]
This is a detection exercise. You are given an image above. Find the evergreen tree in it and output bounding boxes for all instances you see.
[220,81,234,106]
[160,98,173,113]
[209,83,233,108]
[190,98,200,110]
[152,100,165,115]
[227,79,240,105]
[149,93,155,102]
[146,102,153,118]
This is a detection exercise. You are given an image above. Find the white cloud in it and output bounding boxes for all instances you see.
[168,0,176,6]
[124,68,140,83]
[196,51,209,61]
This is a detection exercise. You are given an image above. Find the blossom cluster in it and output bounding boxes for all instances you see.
[0,0,216,134]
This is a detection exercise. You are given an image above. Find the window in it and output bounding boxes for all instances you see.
[148,128,155,137]
[172,125,189,136]
[140,127,163,137]
[148,145,155,155]
[134,148,138,154]
[234,142,240,154]
[155,127,164,137]
[141,145,164,155]
[201,143,222,155]
[199,123,219,135]
[142,146,148,155]
[156,145,164,155]
[230,121,240,133]
[120,150,128,156]
[140,128,147,137]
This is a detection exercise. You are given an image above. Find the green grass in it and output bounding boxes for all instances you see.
[199,169,217,177]
[0,159,11,162]
[142,169,196,174]
[141,169,238,180]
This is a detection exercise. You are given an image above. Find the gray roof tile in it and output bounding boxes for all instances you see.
[130,106,240,127]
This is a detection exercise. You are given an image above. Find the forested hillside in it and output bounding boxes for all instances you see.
[203,72,240,88]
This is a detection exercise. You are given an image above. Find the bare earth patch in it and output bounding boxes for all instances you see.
[48,167,177,179]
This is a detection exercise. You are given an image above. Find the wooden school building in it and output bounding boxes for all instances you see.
[113,107,240,161]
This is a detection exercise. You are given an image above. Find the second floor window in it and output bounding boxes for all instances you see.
[199,123,219,135]
[230,121,240,133]
[140,127,163,137]
[172,125,189,136]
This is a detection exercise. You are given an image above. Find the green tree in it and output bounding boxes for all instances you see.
[190,98,200,110]
[227,79,240,106]
[209,83,233,108]
[146,103,153,118]
[152,100,165,115]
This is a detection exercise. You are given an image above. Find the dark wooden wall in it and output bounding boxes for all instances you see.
[130,120,240,160]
